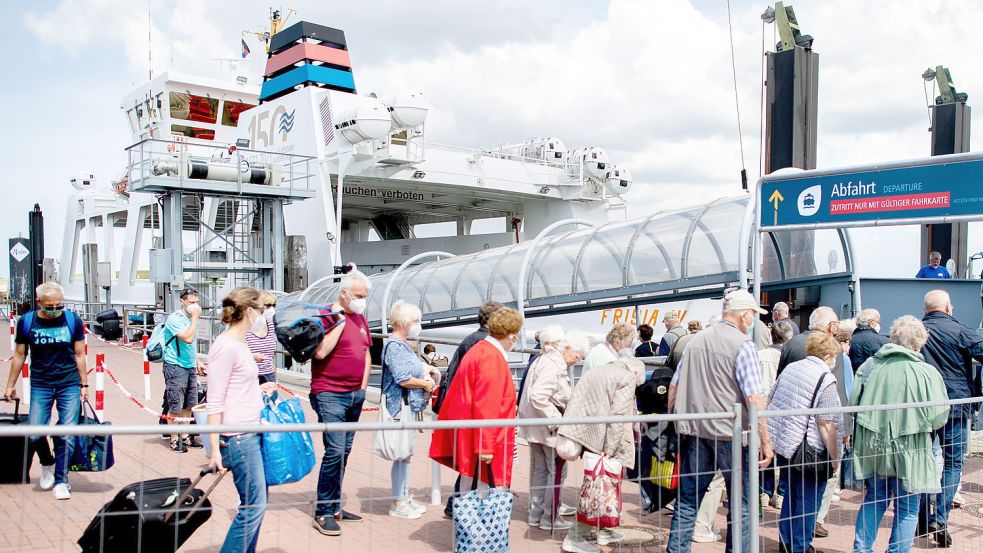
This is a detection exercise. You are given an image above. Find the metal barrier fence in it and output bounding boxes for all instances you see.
[1,397,982,552]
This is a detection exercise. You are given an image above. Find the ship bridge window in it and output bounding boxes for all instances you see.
[169,92,219,124]
[222,100,255,127]
[171,124,215,141]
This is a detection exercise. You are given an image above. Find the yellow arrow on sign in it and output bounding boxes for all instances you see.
[769,189,785,210]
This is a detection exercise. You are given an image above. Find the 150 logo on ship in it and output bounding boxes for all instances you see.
[247,106,295,147]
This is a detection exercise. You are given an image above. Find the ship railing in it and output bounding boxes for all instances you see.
[124,138,317,199]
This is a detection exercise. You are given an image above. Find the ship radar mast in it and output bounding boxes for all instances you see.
[243,7,296,53]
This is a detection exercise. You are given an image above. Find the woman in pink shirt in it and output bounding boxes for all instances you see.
[206,287,276,553]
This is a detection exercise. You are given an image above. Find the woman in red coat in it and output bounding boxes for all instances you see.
[430,307,523,487]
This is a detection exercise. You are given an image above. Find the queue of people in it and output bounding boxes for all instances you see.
[4,277,982,553]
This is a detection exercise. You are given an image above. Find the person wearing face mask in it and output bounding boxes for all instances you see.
[582,323,635,374]
[430,307,523,502]
[4,282,87,501]
[766,334,844,553]
[849,308,888,370]
[518,327,589,533]
[381,300,437,519]
[557,354,647,553]
[206,286,277,553]
[310,270,373,537]
[245,291,279,384]
[162,288,205,453]
[667,290,774,553]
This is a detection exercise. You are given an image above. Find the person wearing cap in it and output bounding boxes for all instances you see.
[657,310,687,356]
[667,290,774,553]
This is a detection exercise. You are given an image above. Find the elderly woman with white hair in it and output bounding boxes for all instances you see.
[850,315,950,553]
[518,327,590,532]
[582,323,636,374]
[379,300,438,520]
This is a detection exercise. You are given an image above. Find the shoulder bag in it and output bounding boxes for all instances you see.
[790,373,835,481]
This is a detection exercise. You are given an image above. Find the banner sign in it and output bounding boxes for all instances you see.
[759,156,983,229]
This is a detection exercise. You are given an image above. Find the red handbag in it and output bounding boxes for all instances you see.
[576,453,623,528]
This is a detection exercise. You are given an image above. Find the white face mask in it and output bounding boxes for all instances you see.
[407,323,422,339]
[249,309,264,332]
[348,298,367,315]
[264,307,276,322]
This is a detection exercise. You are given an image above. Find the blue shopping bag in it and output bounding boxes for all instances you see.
[453,462,513,553]
[261,392,316,486]
[69,400,115,472]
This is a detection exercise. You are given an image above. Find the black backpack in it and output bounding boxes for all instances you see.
[636,367,674,415]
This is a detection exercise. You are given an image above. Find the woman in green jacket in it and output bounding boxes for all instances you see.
[850,315,950,553]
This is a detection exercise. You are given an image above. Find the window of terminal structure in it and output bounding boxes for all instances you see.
[171,124,216,141]
[169,92,219,124]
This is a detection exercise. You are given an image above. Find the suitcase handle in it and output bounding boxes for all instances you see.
[1,398,21,422]
[161,466,226,524]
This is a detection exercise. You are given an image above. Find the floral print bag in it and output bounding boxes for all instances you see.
[576,452,622,528]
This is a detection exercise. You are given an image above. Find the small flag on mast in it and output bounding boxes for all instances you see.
[241,39,251,58]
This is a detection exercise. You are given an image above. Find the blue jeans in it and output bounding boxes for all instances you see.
[29,385,80,486]
[220,433,267,553]
[777,455,827,553]
[310,389,365,517]
[932,418,967,527]
[761,458,788,498]
[854,476,919,553]
[667,435,750,553]
[392,459,410,500]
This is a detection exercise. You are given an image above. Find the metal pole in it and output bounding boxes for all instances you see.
[333,147,356,268]
[748,401,760,553]
[731,403,743,553]
[380,251,455,332]
[516,219,595,349]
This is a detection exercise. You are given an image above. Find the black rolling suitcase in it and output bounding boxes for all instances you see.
[0,399,32,484]
[78,467,225,553]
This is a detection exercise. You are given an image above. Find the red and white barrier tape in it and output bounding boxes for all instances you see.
[103,364,194,422]
[87,331,144,351]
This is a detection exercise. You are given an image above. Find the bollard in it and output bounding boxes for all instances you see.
[9,314,15,352]
[95,353,105,421]
[84,324,89,357]
[142,335,151,400]
[21,362,30,403]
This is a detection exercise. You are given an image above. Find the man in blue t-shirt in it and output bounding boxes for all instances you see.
[916,251,953,279]
[3,282,87,501]
[162,289,204,453]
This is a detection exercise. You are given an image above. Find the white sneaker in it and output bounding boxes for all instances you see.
[39,464,55,490]
[389,501,422,520]
[562,538,601,553]
[953,492,966,508]
[769,494,784,510]
[596,528,624,545]
[831,493,841,502]
[53,483,71,500]
[692,528,722,543]
[540,517,572,531]
[664,499,676,513]
[408,498,427,514]
[558,503,577,517]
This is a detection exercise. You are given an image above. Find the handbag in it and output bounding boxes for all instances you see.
[452,460,513,553]
[261,392,316,486]
[790,374,835,481]
[70,400,115,472]
[372,396,414,461]
[577,452,623,528]
[373,341,415,461]
[650,455,678,490]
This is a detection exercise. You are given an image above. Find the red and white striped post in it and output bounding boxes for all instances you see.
[83,324,90,358]
[21,362,30,403]
[142,335,151,400]
[95,353,105,420]
[9,314,16,352]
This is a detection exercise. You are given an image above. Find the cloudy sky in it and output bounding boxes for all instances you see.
[3,0,983,279]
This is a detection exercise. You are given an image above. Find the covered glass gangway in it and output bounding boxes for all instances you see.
[299,195,854,328]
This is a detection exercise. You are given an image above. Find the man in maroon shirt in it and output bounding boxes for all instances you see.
[310,270,372,537]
